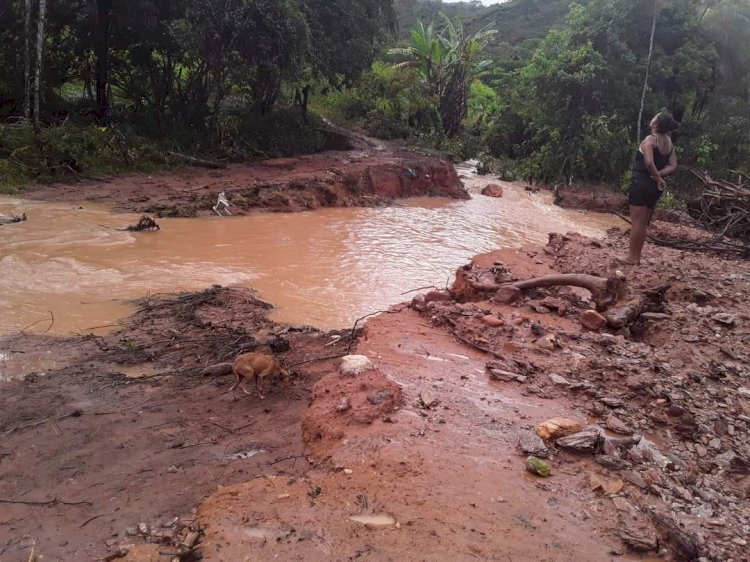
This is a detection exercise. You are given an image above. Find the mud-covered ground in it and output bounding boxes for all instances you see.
[3,224,748,561]
[25,145,467,217]
[2,147,748,561]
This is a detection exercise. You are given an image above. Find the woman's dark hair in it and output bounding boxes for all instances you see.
[652,111,679,133]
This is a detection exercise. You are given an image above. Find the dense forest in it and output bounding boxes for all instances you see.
[1,0,749,193]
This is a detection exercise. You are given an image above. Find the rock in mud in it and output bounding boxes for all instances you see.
[712,312,737,327]
[549,373,572,386]
[536,335,558,351]
[595,455,631,470]
[492,285,522,304]
[619,528,658,553]
[525,456,551,477]
[424,290,452,304]
[605,414,634,435]
[556,426,603,452]
[368,390,393,405]
[340,355,375,376]
[481,184,504,198]
[519,431,549,457]
[335,397,351,412]
[537,418,583,440]
[488,368,525,383]
[482,314,504,327]
[580,310,607,331]
[418,389,439,409]
[633,438,671,468]
[589,474,624,494]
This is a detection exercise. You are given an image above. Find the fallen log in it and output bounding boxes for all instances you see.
[455,267,627,310]
[509,272,627,311]
[0,212,26,225]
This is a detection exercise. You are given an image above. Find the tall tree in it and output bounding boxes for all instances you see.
[93,0,113,120]
[33,0,46,131]
[23,0,32,119]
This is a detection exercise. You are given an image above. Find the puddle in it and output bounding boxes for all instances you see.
[349,514,396,526]
[0,173,619,338]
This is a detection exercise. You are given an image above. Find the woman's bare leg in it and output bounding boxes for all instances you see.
[627,205,649,264]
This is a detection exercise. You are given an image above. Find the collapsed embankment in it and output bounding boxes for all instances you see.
[2,150,748,561]
[24,147,468,217]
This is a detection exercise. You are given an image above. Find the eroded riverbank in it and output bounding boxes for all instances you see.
[2,147,748,561]
[0,165,617,339]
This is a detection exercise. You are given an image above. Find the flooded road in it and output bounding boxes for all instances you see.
[0,169,619,336]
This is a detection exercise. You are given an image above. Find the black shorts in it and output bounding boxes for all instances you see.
[628,175,662,209]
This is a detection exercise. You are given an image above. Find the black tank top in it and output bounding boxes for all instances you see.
[633,135,672,176]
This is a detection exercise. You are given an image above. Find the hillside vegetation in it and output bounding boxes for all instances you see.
[323,0,749,194]
[1,0,748,197]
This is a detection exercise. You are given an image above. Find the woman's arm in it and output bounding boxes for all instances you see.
[659,150,678,177]
[641,137,662,182]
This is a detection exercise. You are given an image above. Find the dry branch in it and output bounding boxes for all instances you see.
[680,166,750,255]
[509,272,627,311]
[0,213,27,225]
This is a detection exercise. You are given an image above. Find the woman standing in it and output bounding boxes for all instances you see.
[623,111,679,265]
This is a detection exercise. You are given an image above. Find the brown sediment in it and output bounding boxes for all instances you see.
[2,161,749,561]
[25,147,468,217]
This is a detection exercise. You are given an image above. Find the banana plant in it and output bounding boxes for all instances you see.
[389,15,496,135]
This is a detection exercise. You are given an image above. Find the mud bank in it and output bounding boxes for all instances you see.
[25,148,468,217]
[554,188,681,223]
[0,287,350,561]
[2,226,749,560]
[191,226,749,562]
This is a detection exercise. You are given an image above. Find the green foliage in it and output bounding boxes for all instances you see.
[388,16,496,136]
[0,0,397,188]
[303,0,396,85]
[0,122,166,191]
[317,62,437,139]
[656,189,684,211]
[467,80,499,128]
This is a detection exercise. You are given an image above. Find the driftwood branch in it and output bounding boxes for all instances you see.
[510,272,627,310]
[0,496,91,507]
[1,409,82,437]
[454,266,627,310]
[0,213,27,225]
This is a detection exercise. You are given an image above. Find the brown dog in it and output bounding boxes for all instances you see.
[230,353,289,399]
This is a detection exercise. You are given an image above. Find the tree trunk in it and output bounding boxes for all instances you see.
[636,1,658,145]
[94,0,114,121]
[33,0,46,132]
[23,0,32,119]
[439,64,468,137]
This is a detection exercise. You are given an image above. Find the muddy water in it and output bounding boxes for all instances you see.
[0,170,619,337]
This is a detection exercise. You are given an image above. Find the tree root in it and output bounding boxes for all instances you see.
[509,272,627,311]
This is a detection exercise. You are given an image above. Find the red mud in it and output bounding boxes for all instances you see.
[25,147,468,217]
[2,148,748,561]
